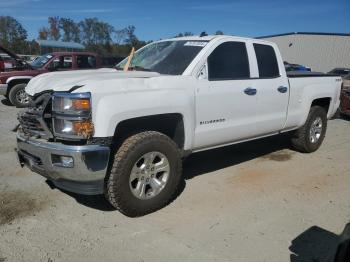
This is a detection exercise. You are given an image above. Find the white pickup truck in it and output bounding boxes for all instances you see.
[16,35,342,216]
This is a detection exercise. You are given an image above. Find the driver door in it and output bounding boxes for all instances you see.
[194,41,259,149]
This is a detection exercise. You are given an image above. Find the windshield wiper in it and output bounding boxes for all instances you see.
[129,66,152,72]
[115,65,152,72]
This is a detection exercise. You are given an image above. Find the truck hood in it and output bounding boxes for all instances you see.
[25,68,161,96]
[0,45,33,70]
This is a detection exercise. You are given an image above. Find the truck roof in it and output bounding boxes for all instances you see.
[165,35,274,44]
[166,35,220,41]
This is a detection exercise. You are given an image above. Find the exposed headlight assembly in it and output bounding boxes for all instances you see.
[52,92,91,113]
[52,92,94,140]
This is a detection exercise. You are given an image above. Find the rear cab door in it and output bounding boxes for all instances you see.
[250,41,290,135]
[192,37,289,150]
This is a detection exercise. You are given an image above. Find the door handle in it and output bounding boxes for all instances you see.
[277,86,288,93]
[244,87,257,96]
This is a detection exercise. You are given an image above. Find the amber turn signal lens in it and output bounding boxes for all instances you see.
[72,99,90,110]
[73,120,94,138]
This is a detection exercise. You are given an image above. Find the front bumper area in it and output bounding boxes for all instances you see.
[16,133,110,195]
[0,83,8,96]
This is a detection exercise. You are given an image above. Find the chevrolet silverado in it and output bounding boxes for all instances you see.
[15,35,342,216]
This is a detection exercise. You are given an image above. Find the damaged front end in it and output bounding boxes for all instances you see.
[15,91,110,195]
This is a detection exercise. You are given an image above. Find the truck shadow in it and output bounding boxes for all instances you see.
[183,134,292,180]
[339,115,350,121]
[53,134,292,212]
[45,180,115,211]
[1,98,14,106]
[290,224,350,262]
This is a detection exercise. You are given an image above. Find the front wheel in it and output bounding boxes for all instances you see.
[290,106,327,153]
[106,131,182,217]
[8,83,30,108]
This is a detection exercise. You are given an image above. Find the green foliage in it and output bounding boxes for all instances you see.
[0,16,28,53]
[0,15,174,57]
[48,16,60,40]
[59,18,80,42]
[38,27,49,40]
[79,17,113,46]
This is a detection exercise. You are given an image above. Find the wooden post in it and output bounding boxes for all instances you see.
[123,47,135,72]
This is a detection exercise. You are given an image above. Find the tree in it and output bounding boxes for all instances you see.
[124,25,139,46]
[48,16,60,40]
[0,16,28,53]
[59,18,80,42]
[38,27,49,40]
[174,32,194,38]
[114,28,128,44]
[96,20,113,45]
[215,30,224,35]
[79,18,113,46]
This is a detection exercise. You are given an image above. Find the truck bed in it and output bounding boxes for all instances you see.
[287,71,337,78]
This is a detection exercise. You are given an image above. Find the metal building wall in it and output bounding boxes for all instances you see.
[260,34,350,72]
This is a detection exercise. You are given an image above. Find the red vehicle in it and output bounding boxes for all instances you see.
[0,45,102,107]
[340,74,350,117]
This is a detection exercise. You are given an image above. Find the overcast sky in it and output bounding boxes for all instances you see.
[2,0,349,41]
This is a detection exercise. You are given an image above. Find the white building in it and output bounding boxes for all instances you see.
[258,32,350,72]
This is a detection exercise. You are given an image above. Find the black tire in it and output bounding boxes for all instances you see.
[290,106,327,153]
[106,131,182,217]
[8,83,29,108]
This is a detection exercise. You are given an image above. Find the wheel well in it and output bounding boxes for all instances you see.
[311,97,331,113]
[7,79,30,96]
[113,113,185,149]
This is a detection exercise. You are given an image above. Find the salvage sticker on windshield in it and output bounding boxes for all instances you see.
[184,41,208,47]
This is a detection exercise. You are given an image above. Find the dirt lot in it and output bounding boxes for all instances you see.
[0,99,349,262]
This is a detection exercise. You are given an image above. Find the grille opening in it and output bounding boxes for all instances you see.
[18,92,53,139]
[19,92,91,145]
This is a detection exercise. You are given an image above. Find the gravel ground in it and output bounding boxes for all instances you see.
[0,99,349,262]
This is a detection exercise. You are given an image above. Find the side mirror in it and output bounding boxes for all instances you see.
[197,63,208,80]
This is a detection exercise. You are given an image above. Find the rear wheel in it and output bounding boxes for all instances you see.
[290,106,327,153]
[8,83,30,108]
[106,131,182,217]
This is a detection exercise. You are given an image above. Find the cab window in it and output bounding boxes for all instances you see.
[77,55,97,69]
[50,55,72,70]
[208,41,250,80]
[253,44,280,78]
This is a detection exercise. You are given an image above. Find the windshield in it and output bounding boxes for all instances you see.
[30,54,53,68]
[117,40,208,75]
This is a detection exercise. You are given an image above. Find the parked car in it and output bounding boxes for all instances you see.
[340,73,350,116]
[0,45,102,107]
[328,68,350,77]
[284,61,311,72]
[0,55,17,71]
[16,35,342,216]
[101,56,125,68]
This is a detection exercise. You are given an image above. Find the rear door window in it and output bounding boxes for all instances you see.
[254,44,280,78]
[76,55,97,69]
